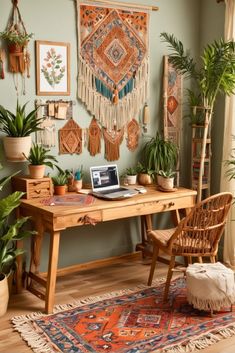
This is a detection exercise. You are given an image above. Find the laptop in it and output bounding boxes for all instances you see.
[90,164,138,200]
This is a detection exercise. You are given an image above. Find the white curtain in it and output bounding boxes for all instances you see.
[221,0,235,268]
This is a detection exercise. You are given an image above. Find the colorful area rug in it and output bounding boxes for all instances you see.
[12,278,235,353]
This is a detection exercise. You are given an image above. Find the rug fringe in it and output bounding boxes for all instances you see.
[154,327,235,353]
[12,278,165,353]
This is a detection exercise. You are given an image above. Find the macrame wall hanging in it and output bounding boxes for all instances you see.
[126,118,140,151]
[103,128,124,161]
[59,119,83,154]
[163,55,182,185]
[76,0,149,131]
[1,0,32,94]
[88,117,101,156]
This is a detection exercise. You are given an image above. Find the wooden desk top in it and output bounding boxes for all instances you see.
[19,186,197,232]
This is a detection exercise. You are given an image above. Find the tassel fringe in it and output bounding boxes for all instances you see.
[12,277,235,353]
[78,55,149,130]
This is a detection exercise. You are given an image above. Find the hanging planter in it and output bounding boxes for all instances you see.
[0,0,33,90]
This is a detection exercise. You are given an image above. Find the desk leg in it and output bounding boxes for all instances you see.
[45,230,60,314]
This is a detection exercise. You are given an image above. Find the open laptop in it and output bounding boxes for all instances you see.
[90,165,138,200]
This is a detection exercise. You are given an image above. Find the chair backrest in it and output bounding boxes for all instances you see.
[169,192,233,256]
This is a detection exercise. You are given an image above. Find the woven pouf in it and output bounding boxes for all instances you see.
[186,262,235,312]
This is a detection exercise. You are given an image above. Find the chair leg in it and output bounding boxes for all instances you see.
[147,245,159,286]
[210,256,216,263]
[198,256,203,263]
[163,255,175,302]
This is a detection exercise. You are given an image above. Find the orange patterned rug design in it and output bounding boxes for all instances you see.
[12,278,235,353]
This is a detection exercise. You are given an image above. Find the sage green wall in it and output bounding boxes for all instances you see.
[0,0,201,271]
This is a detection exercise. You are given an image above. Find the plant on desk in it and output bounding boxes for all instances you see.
[0,173,36,317]
[52,172,68,195]
[136,162,155,186]
[123,166,137,185]
[157,169,176,191]
[23,143,58,179]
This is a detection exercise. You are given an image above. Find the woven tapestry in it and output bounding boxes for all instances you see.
[163,55,182,147]
[77,1,149,130]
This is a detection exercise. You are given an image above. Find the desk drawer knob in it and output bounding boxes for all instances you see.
[169,202,175,207]
[79,215,99,226]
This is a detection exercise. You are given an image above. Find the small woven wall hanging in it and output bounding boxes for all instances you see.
[88,117,101,156]
[59,119,82,154]
[103,128,124,161]
[126,118,140,151]
[36,117,56,148]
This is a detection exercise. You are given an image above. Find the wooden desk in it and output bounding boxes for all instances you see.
[17,186,196,313]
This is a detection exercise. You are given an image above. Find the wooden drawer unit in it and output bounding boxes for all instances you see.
[12,176,53,199]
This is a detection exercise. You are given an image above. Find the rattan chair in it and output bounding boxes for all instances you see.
[146,192,233,301]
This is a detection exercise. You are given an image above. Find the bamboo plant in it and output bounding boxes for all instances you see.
[161,33,235,201]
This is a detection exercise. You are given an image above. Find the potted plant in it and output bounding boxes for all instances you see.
[52,172,68,195]
[73,165,84,192]
[142,133,178,180]
[160,33,235,201]
[23,143,58,179]
[157,169,176,190]
[0,173,35,316]
[124,167,137,185]
[0,27,33,53]
[0,100,42,161]
[136,162,155,185]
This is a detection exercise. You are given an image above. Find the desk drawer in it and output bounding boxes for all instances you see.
[102,195,195,221]
[54,211,102,229]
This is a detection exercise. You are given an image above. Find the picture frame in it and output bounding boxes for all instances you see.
[36,40,70,96]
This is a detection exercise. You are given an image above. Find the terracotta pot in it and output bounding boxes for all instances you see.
[138,173,152,186]
[3,136,31,162]
[54,185,66,195]
[8,43,24,54]
[0,274,9,317]
[28,165,45,179]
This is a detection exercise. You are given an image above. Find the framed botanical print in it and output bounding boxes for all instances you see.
[36,40,70,96]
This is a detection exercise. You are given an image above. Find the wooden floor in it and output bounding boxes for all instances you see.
[1,258,235,353]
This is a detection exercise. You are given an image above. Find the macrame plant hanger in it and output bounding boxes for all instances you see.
[5,0,31,94]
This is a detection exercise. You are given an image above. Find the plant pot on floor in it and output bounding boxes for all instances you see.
[28,164,45,179]
[3,136,31,162]
[0,274,9,317]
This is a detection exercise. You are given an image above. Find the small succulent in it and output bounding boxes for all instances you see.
[51,173,68,186]
[158,169,176,178]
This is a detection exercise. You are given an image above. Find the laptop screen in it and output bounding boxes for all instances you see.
[90,165,120,191]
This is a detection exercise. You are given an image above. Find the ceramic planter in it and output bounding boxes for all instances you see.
[28,164,45,179]
[126,175,137,185]
[0,274,9,317]
[3,136,31,162]
[74,179,82,192]
[138,173,152,186]
[157,175,174,190]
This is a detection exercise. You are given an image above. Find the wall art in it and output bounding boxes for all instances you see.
[76,1,149,130]
[36,40,70,96]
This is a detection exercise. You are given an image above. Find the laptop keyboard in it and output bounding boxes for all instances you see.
[99,187,127,195]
